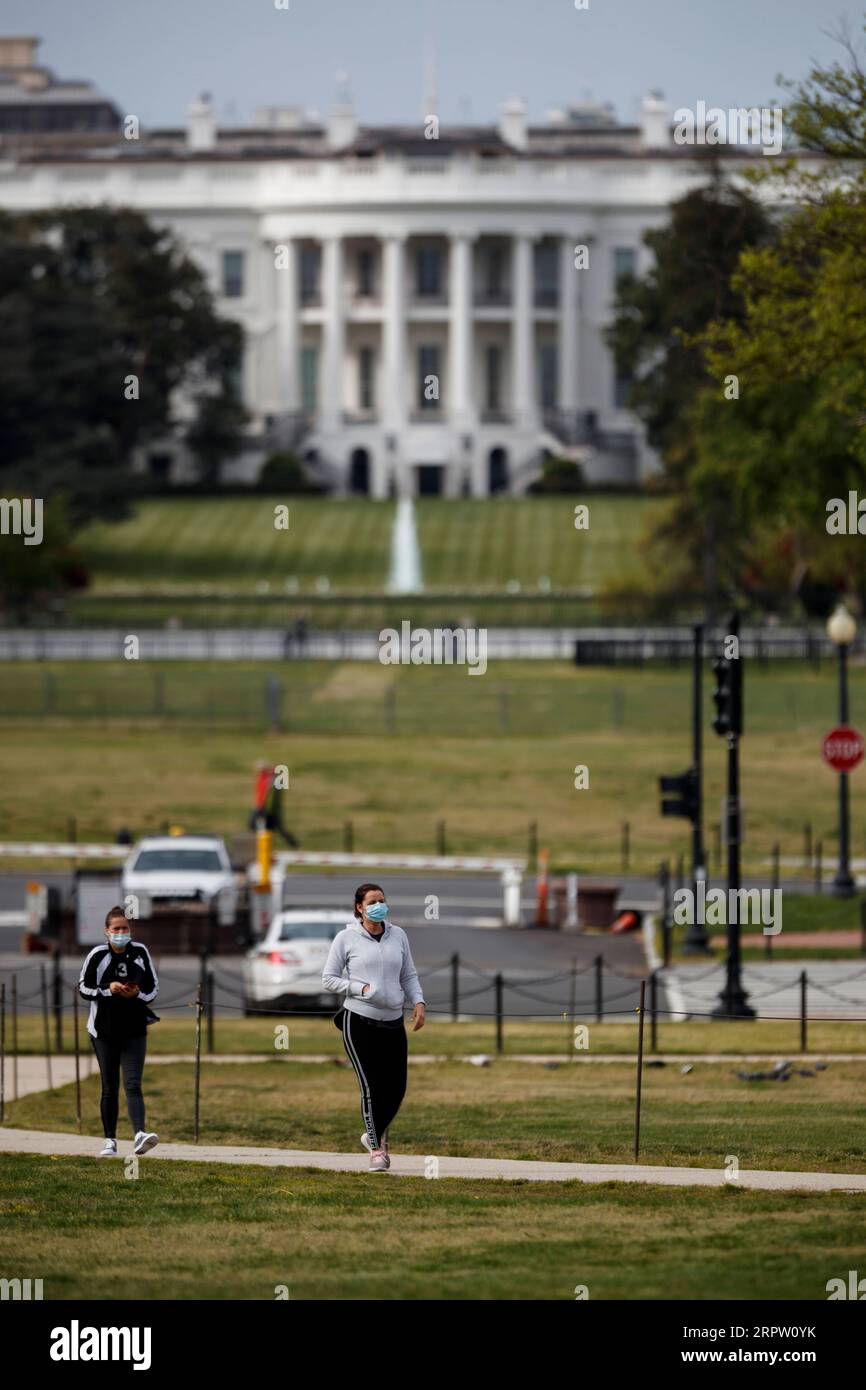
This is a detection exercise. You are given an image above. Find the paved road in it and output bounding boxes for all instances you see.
[2,1127,863,1192]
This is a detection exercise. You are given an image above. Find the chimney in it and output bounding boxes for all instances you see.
[327,70,357,151]
[0,36,40,69]
[187,92,216,151]
[640,90,670,149]
[498,97,528,151]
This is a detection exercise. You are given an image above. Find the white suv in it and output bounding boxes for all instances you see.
[122,836,238,923]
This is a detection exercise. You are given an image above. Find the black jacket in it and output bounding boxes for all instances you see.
[79,941,159,1042]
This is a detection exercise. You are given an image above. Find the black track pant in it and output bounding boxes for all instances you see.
[341,1010,407,1150]
[92,1034,147,1137]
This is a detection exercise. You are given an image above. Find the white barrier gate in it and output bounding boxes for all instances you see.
[266,852,526,927]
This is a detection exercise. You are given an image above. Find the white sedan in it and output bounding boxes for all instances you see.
[243,910,346,1014]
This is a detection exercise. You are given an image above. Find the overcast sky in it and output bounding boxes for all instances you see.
[3,0,857,128]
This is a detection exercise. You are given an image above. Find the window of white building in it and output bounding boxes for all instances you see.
[539,343,558,410]
[300,246,321,304]
[415,245,443,299]
[534,242,558,307]
[613,246,637,285]
[221,250,245,299]
[484,344,502,412]
[301,347,318,415]
[356,247,376,298]
[358,345,375,411]
[417,344,440,410]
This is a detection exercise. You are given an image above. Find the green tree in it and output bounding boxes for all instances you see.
[0,204,246,525]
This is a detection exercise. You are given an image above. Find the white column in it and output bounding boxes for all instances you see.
[321,235,344,430]
[558,235,578,418]
[382,234,407,432]
[513,233,536,429]
[274,237,300,414]
[449,232,474,428]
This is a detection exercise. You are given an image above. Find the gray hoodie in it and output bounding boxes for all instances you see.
[322,919,425,1021]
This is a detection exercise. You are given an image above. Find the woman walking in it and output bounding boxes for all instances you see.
[78,906,160,1158]
[323,883,425,1171]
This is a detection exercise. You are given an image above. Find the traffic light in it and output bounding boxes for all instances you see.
[711,655,742,736]
[659,767,699,821]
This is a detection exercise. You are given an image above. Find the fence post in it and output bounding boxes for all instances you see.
[594,954,603,1025]
[611,686,624,729]
[265,673,283,732]
[52,947,63,1053]
[0,982,5,1124]
[11,974,17,1102]
[659,861,671,969]
[207,969,216,1056]
[72,983,81,1134]
[861,900,866,958]
[450,953,459,1023]
[634,978,647,1161]
[800,969,808,1054]
[649,970,658,1054]
[40,962,52,1092]
[436,821,447,857]
[567,959,577,1061]
[772,843,780,895]
[194,981,203,1142]
[494,973,504,1056]
[498,687,509,732]
[527,821,538,874]
[803,822,812,878]
[814,841,823,894]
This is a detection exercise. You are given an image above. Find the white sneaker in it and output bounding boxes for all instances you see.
[133,1131,159,1155]
[361,1131,390,1163]
[368,1148,389,1172]
[99,1138,117,1158]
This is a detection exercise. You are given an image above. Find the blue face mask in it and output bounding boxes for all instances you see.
[364,902,389,923]
[109,932,131,948]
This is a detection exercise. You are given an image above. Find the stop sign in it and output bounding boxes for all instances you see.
[822,726,865,772]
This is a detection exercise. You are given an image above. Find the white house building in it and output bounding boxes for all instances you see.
[0,37,785,497]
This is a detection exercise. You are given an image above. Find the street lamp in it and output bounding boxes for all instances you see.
[827,602,857,896]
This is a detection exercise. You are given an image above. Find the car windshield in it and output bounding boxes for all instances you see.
[132,849,224,873]
[278,921,342,941]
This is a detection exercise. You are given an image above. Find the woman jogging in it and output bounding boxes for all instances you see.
[323,883,425,1172]
[78,906,160,1158]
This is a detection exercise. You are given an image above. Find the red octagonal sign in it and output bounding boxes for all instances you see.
[822,726,865,772]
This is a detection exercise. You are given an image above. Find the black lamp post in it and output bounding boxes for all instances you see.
[827,603,857,897]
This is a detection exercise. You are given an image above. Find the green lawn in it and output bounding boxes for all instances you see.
[414,495,660,589]
[0,661,861,875]
[65,494,664,627]
[1,1152,860,1299]
[7,1016,866,1059]
[79,497,395,592]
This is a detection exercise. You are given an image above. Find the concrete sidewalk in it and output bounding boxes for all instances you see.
[1,1125,865,1193]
